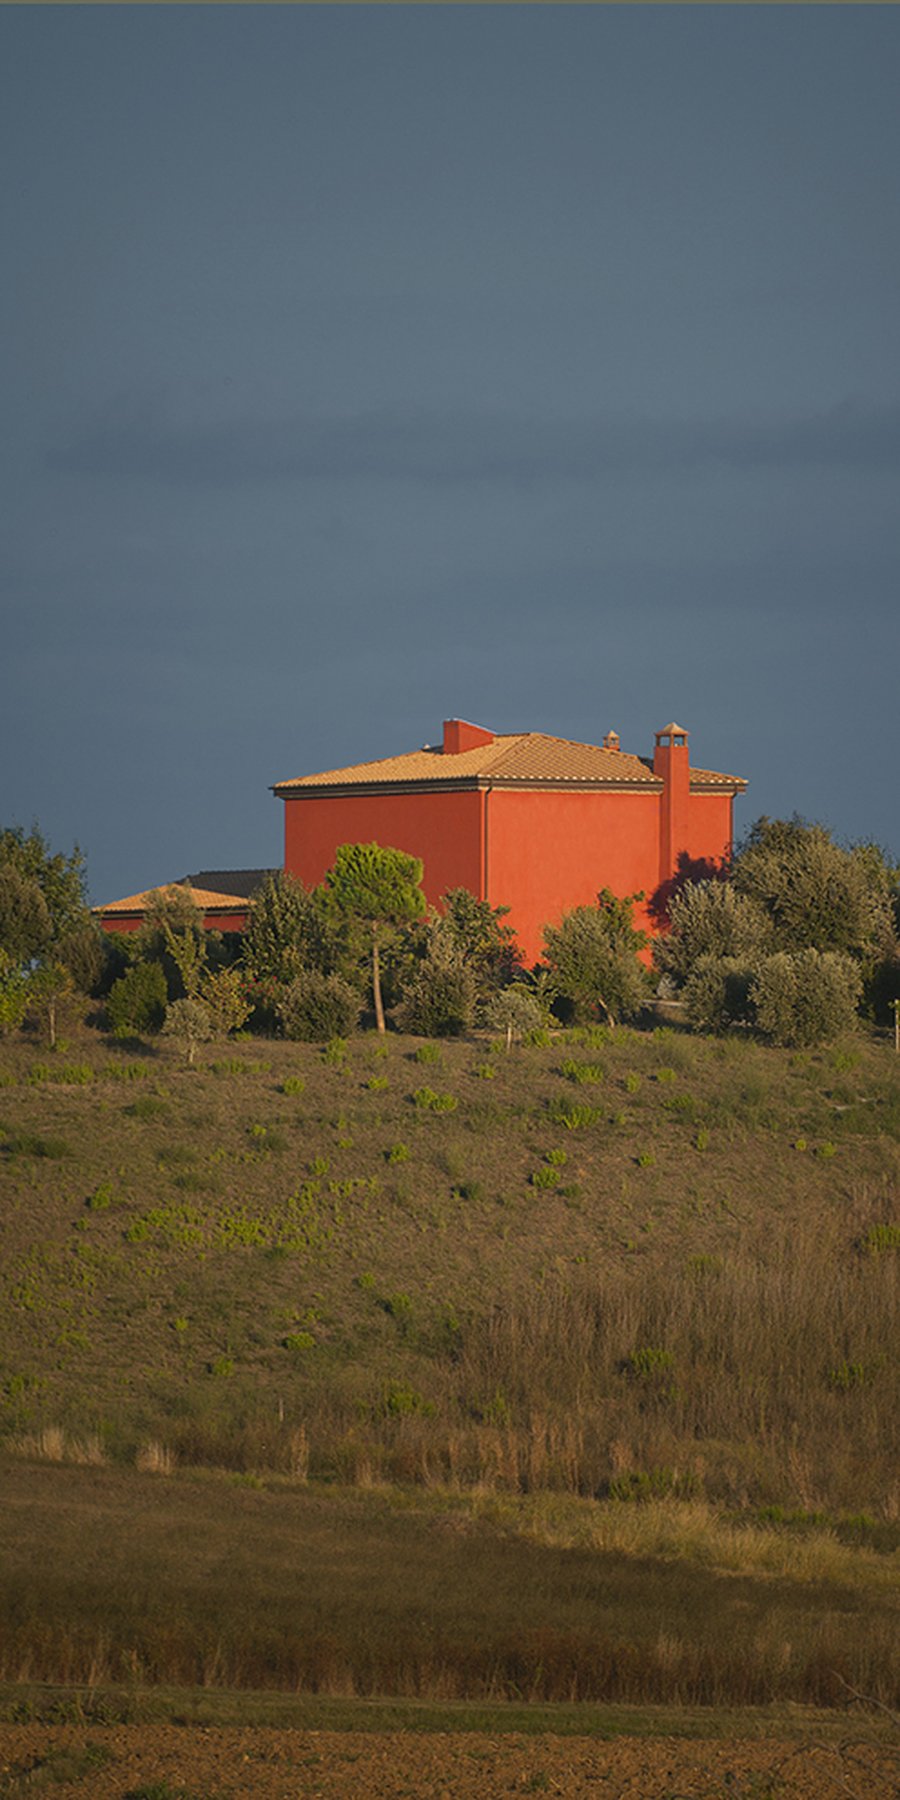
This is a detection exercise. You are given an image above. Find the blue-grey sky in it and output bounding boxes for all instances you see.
[2,7,898,904]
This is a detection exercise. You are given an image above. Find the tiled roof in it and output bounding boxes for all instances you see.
[274,733,745,793]
[94,883,250,916]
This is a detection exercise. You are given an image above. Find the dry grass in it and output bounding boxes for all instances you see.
[1,1459,896,1710]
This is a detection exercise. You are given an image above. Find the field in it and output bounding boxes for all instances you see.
[0,1018,897,1785]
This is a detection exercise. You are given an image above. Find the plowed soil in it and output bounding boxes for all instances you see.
[1,1724,897,1799]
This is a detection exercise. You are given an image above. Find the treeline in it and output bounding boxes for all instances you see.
[1,817,899,1053]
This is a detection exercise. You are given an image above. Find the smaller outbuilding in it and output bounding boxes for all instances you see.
[94,870,274,936]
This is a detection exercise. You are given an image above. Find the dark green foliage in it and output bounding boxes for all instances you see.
[682,956,756,1034]
[0,863,52,963]
[393,935,476,1036]
[106,961,168,1037]
[435,887,522,992]
[277,970,361,1042]
[0,824,89,953]
[751,949,862,1047]
[653,881,772,988]
[543,890,650,1026]
[56,919,111,995]
[244,872,351,986]
[325,843,426,1033]
[732,816,894,959]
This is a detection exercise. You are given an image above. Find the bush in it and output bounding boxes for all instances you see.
[277,970,360,1042]
[161,997,215,1064]
[393,945,476,1037]
[106,961,168,1037]
[682,956,756,1033]
[543,891,650,1026]
[487,985,548,1046]
[200,966,252,1037]
[751,950,862,1048]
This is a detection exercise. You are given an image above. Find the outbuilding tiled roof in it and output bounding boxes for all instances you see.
[94,883,250,916]
[274,733,745,793]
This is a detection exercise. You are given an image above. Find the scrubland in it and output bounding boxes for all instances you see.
[0,1020,897,1716]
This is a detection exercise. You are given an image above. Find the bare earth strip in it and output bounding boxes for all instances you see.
[1,1727,898,1799]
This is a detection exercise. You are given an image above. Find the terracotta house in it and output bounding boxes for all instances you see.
[94,870,272,937]
[273,720,747,965]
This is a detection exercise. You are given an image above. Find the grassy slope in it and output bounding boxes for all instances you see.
[0,1020,897,1710]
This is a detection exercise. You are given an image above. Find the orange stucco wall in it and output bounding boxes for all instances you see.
[485,788,663,965]
[685,792,735,872]
[283,789,485,912]
[281,782,736,969]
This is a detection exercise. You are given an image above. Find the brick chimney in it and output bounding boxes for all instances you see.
[442,718,495,754]
[653,723,690,883]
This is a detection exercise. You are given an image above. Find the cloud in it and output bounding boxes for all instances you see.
[46,398,900,487]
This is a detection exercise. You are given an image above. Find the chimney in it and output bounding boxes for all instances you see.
[603,729,620,751]
[442,718,495,754]
[653,722,690,883]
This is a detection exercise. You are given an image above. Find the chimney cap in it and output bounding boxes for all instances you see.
[656,721,689,740]
[603,728,620,750]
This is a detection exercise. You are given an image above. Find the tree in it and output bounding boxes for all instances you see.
[436,888,522,993]
[199,966,252,1038]
[732,817,894,961]
[0,826,88,950]
[487,983,549,1049]
[325,844,425,1033]
[106,961,168,1038]
[653,880,772,990]
[243,872,359,988]
[162,997,215,1066]
[26,960,75,1050]
[393,929,477,1037]
[751,950,862,1048]
[542,890,650,1027]
[0,865,52,964]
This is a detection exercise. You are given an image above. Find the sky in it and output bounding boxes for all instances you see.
[2,7,898,906]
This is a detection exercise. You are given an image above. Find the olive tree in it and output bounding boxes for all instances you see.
[543,890,650,1027]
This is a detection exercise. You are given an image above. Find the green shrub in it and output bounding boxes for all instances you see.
[530,1166,559,1189]
[106,962,168,1037]
[85,1181,118,1211]
[377,1379,433,1419]
[413,1042,441,1064]
[386,1142,410,1163]
[543,890,650,1026]
[559,1059,604,1084]
[280,1075,305,1096]
[278,973,360,1043]
[682,956,756,1033]
[862,1223,900,1255]
[548,1100,603,1130]
[283,1331,316,1355]
[625,1346,673,1378]
[393,951,476,1037]
[654,880,772,986]
[125,1094,169,1119]
[751,950,862,1048]
[412,1087,458,1113]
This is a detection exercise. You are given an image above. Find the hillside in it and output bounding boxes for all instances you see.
[2,1020,897,1510]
